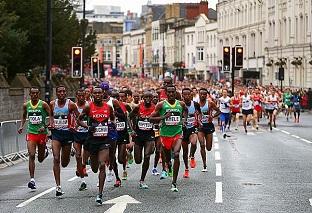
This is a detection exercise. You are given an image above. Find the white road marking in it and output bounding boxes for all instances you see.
[68,176,78,182]
[214,137,219,142]
[273,127,280,131]
[215,182,223,203]
[281,130,290,135]
[247,132,255,136]
[213,132,217,136]
[300,138,312,144]
[214,143,219,150]
[309,198,312,206]
[103,195,141,213]
[16,187,55,208]
[291,135,300,139]
[215,151,221,161]
[216,163,222,176]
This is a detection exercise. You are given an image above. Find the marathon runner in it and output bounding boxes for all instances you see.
[181,88,201,177]
[265,90,279,131]
[150,84,187,192]
[129,91,155,188]
[218,89,231,138]
[73,89,89,191]
[198,88,220,172]
[241,89,256,133]
[50,85,80,197]
[18,87,52,190]
[230,91,241,131]
[77,86,115,205]
[252,88,263,124]
[291,91,301,123]
[283,88,293,121]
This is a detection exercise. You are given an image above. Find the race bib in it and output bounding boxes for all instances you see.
[93,125,108,137]
[242,101,250,108]
[77,120,88,131]
[165,116,181,126]
[294,102,300,106]
[116,122,126,131]
[254,101,259,106]
[187,117,196,127]
[138,121,153,130]
[202,115,209,123]
[29,115,42,125]
[54,118,68,128]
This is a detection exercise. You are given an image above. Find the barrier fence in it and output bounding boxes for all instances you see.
[0,120,28,166]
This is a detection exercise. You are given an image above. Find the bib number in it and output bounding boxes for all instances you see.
[202,115,209,123]
[93,125,108,137]
[77,120,88,131]
[138,121,153,130]
[116,122,126,131]
[54,118,68,128]
[186,117,195,127]
[29,116,42,125]
[165,116,180,126]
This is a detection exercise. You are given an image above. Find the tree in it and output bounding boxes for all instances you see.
[0,1,28,79]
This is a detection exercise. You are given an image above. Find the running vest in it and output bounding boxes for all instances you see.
[106,97,114,110]
[231,97,240,113]
[253,95,261,107]
[136,102,155,136]
[292,95,301,109]
[200,100,211,126]
[26,100,48,134]
[159,89,167,101]
[241,95,253,110]
[186,101,196,129]
[76,103,88,133]
[53,99,72,130]
[159,100,183,137]
[116,101,127,132]
[283,93,292,105]
[219,96,231,113]
[266,95,278,110]
[89,102,110,137]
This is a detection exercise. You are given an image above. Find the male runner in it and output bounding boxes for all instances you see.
[130,91,155,189]
[252,88,263,125]
[78,86,115,205]
[219,89,231,138]
[73,89,89,191]
[265,90,279,131]
[241,89,255,133]
[50,85,79,197]
[181,88,201,177]
[18,87,52,190]
[198,88,220,172]
[283,88,293,121]
[292,91,301,123]
[230,91,241,131]
[150,85,187,192]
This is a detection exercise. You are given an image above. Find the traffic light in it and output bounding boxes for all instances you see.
[278,67,284,81]
[235,46,243,68]
[91,57,100,78]
[71,47,83,78]
[223,46,231,71]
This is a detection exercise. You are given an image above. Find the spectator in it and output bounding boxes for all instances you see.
[307,88,312,110]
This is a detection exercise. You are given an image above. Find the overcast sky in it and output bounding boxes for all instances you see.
[87,0,218,14]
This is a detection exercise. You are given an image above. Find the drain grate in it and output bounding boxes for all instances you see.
[242,182,263,186]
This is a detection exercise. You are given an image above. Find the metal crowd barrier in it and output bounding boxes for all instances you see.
[0,120,29,166]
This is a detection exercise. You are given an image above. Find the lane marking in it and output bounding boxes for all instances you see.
[215,182,223,203]
[68,176,79,182]
[213,132,216,136]
[273,127,280,131]
[214,137,219,142]
[16,187,55,208]
[291,135,300,139]
[300,138,312,144]
[281,130,290,135]
[309,198,312,206]
[214,143,219,150]
[216,163,222,176]
[247,132,255,136]
[215,151,221,161]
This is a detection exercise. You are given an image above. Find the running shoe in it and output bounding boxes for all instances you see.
[122,170,128,180]
[190,157,196,169]
[96,194,103,205]
[170,183,178,192]
[45,146,49,158]
[168,167,173,177]
[183,169,190,178]
[56,186,64,197]
[139,182,149,189]
[106,170,113,182]
[152,168,160,176]
[28,180,36,190]
[223,133,227,139]
[127,152,134,164]
[79,182,87,191]
[114,179,121,187]
[201,168,208,172]
[160,171,168,180]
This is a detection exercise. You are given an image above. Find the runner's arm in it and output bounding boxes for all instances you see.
[149,102,168,123]
[77,104,90,129]
[210,101,221,119]
[18,103,27,133]
[112,100,126,119]
[194,102,202,126]
[42,101,53,127]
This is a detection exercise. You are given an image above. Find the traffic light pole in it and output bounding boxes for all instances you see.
[45,0,52,103]
[231,47,235,95]
[80,0,86,88]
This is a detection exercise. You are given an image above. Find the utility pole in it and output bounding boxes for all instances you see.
[45,0,52,103]
[80,0,86,88]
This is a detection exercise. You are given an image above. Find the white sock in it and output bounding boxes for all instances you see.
[30,178,35,182]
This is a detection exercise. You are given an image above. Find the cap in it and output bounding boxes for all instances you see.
[99,81,109,90]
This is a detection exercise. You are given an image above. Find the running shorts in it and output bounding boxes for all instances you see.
[242,109,253,115]
[51,129,74,146]
[182,127,197,142]
[134,135,155,146]
[220,113,230,123]
[26,133,47,145]
[84,137,111,155]
[117,130,130,145]
[73,132,89,144]
[160,134,182,150]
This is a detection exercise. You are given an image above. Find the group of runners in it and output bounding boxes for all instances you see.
[17,76,302,205]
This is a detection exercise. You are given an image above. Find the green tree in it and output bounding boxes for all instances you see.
[0,1,28,79]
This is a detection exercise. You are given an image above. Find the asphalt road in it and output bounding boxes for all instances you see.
[1,112,312,213]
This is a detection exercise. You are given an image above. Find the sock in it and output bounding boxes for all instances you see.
[30,178,35,182]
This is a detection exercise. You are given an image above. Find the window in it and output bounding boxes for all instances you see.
[191,34,193,45]
[187,35,190,45]
[104,51,111,61]
[197,47,204,61]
